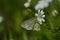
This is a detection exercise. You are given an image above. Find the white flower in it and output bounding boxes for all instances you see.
[35,9,45,24]
[0,16,3,23]
[24,0,32,8]
[35,0,49,10]
[38,1,49,7]
[52,10,58,16]
[24,2,30,7]
[35,3,45,10]
[34,0,52,10]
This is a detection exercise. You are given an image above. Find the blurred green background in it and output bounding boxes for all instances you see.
[0,0,60,40]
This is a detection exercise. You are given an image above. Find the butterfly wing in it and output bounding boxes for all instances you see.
[21,18,35,30]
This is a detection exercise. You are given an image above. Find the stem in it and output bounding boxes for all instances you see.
[23,30,28,40]
[3,33,7,40]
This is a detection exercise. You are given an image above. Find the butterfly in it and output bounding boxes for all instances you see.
[21,18,35,30]
[21,18,40,31]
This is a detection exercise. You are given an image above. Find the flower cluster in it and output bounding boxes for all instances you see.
[35,0,52,10]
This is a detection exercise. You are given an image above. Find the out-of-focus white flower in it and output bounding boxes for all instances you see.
[24,0,32,8]
[24,2,30,8]
[35,4,44,10]
[52,10,58,16]
[33,23,40,31]
[35,9,45,24]
[38,1,49,7]
[35,0,49,10]
[34,0,52,10]
[0,16,3,23]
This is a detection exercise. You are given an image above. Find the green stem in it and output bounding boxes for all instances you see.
[9,30,13,40]
[23,30,28,40]
[3,33,7,40]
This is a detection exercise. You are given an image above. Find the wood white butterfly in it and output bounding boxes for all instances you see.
[21,18,40,31]
[21,18,36,30]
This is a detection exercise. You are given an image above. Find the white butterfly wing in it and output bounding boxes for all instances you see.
[21,18,35,30]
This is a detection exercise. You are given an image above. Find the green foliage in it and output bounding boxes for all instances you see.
[0,0,60,40]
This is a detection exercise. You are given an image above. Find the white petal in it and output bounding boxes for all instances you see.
[35,13,38,16]
[40,10,44,15]
[38,9,41,14]
[42,18,45,22]
[42,15,45,18]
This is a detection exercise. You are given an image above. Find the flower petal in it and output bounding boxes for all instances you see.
[40,10,44,15]
[42,15,45,18]
[38,9,41,14]
[35,13,38,16]
[42,18,45,22]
